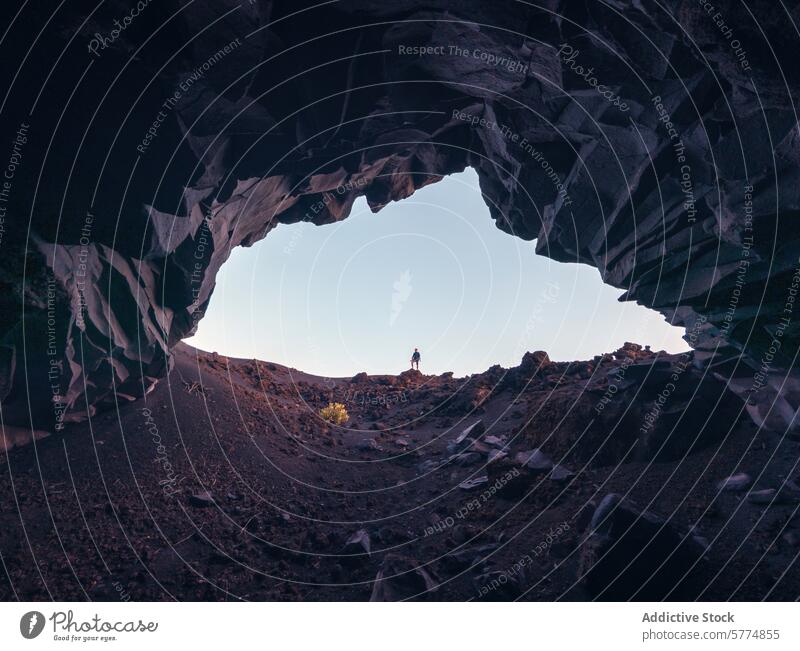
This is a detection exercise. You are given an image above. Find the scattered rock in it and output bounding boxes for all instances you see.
[514,449,554,472]
[370,554,438,601]
[355,438,380,451]
[747,488,799,505]
[469,440,494,455]
[459,476,489,491]
[748,489,778,504]
[453,421,485,448]
[0,426,51,452]
[578,494,707,600]
[487,449,508,464]
[717,473,752,492]
[446,440,467,456]
[549,464,574,482]
[343,529,371,556]
[482,435,506,448]
[188,491,214,508]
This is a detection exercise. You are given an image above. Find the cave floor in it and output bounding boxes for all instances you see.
[1,344,799,601]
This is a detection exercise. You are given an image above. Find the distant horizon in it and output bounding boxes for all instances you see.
[185,169,689,376]
[182,338,680,380]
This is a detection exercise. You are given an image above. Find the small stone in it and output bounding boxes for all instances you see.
[470,440,493,454]
[188,491,214,507]
[459,476,489,491]
[356,438,379,451]
[549,464,574,482]
[453,421,485,447]
[514,449,554,472]
[395,437,410,447]
[482,435,506,448]
[343,529,371,556]
[747,488,798,505]
[447,440,471,455]
[748,489,777,504]
[717,473,751,492]
[487,449,508,464]
[370,554,438,601]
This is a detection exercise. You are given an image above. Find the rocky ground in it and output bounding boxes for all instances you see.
[1,342,799,601]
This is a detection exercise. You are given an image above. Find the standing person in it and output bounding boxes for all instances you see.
[410,348,421,370]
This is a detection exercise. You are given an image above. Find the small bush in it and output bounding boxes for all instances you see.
[320,402,348,425]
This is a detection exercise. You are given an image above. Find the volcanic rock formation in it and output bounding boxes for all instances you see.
[0,1,798,434]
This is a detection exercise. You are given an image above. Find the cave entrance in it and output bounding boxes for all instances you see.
[185,169,687,377]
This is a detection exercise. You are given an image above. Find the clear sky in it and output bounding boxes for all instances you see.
[186,168,688,377]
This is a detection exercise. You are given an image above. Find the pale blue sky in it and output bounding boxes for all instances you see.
[186,169,688,377]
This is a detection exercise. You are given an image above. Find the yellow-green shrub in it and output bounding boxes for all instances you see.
[320,402,348,425]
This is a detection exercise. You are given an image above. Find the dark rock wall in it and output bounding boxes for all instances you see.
[0,0,798,432]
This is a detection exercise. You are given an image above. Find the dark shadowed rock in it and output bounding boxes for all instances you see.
[355,438,380,451]
[549,464,574,482]
[578,494,707,600]
[519,351,551,376]
[188,491,214,508]
[717,473,752,492]
[482,435,507,448]
[453,421,485,447]
[370,554,438,601]
[514,449,554,472]
[343,529,371,557]
[459,476,489,491]
[747,488,799,505]
[487,449,508,464]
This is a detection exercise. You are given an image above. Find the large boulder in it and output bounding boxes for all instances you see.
[578,494,707,600]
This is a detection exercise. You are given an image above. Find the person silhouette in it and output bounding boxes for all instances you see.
[410,348,421,370]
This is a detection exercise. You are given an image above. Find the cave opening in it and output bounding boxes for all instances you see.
[186,168,688,376]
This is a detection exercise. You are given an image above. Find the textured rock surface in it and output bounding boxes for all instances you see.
[579,494,708,599]
[0,1,798,432]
